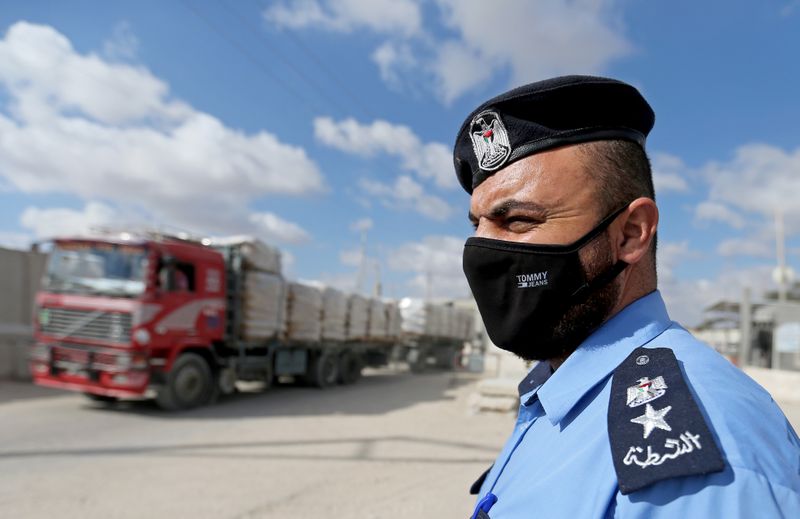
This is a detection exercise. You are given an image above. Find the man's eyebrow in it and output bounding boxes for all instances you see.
[487,200,548,219]
[468,200,547,226]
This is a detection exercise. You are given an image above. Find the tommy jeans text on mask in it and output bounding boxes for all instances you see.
[517,272,548,288]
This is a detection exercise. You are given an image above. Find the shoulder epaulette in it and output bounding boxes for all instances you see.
[608,347,725,494]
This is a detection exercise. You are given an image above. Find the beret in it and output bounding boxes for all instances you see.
[453,75,655,193]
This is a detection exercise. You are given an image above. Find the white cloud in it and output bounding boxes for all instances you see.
[651,152,689,194]
[248,212,311,244]
[716,237,773,258]
[656,240,692,283]
[19,202,120,239]
[314,116,455,189]
[387,235,470,299]
[431,0,632,103]
[102,21,139,61]
[660,265,777,326]
[264,0,422,36]
[360,176,454,220]
[339,247,363,268]
[267,0,632,104]
[371,41,417,89]
[694,201,746,229]
[0,22,323,246]
[433,0,632,103]
[350,217,373,232]
[702,143,800,232]
[0,230,33,250]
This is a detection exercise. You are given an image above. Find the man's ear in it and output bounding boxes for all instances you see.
[615,197,658,265]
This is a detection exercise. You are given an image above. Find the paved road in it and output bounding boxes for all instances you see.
[2,367,798,519]
[0,370,509,519]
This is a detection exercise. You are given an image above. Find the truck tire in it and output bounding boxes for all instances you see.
[156,352,215,411]
[338,351,363,385]
[308,351,339,388]
[217,366,238,396]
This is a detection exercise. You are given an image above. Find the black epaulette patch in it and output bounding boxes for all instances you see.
[608,347,725,495]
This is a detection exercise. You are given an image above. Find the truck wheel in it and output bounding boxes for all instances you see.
[156,353,214,411]
[217,366,238,396]
[308,351,339,388]
[338,351,363,385]
[409,346,428,373]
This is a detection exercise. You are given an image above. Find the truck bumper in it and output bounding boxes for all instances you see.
[30,342,150,398]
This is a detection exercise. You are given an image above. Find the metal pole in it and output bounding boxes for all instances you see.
[739,287,752,367]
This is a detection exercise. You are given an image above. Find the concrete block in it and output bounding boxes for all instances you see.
[477,395,518,413]
[744,366,800,404]
[477,377,520,398]
[13,340,31,380]
[0,342,12,379]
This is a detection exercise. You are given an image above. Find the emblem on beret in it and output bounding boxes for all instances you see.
[626,376,667,408]
[470,111,510,172]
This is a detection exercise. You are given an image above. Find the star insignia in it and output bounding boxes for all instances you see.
[630,403,672,439]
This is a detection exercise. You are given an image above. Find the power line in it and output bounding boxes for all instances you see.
[178,0,323,117]
[219,0,370,119]
[250,0,379,120]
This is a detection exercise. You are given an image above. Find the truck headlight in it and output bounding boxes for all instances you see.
[133,329,151,345]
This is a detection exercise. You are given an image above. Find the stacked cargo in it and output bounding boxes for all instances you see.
[211,236,287,342]
[398,297,427,336]
[286,282,323,342]
[346,294,369,340]
[240,272,287,340]
[385,301,402,339]
[398,298,473,340]
[320,286,348,342]
[367,299,387,340]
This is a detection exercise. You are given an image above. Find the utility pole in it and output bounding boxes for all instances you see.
[373,260,382,298]
[739,287,752,368]
[355,228,367,295]
[776,209,788,305]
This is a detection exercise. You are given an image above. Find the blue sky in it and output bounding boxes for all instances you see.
[0,0,798,324]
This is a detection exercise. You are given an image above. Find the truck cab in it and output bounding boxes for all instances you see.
[30,234,227,407]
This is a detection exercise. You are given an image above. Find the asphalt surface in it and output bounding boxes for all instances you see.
[0,369,509,519]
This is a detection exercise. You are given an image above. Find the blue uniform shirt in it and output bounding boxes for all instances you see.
[475,290,800,518]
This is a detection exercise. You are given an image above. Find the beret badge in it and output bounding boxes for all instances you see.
[470,111,511,172]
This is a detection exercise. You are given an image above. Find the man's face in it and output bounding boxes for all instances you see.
[468,145,621,361]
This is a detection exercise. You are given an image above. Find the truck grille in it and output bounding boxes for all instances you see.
[39,307,132,344]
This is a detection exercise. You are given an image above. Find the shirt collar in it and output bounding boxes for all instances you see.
[531,290,673,426]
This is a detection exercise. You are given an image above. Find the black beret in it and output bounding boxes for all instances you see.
[453,75,655,193]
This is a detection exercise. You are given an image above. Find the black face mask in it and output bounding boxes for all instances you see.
[462,204,630,356]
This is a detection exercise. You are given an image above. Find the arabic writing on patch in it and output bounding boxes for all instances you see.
[623,431,702,469]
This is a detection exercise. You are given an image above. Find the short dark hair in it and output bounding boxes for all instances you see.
[578,140,657,272]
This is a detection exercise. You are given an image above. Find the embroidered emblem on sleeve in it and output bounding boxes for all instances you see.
[608,347,725,495]
[626,376,667,407]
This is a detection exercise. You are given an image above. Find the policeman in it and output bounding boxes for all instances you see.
[454,76,800,518]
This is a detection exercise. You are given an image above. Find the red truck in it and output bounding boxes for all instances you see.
[29,232,395,410]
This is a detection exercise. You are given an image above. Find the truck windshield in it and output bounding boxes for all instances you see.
[42,243,148,297]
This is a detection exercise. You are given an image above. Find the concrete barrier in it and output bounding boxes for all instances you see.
[744,366,800,404]
[0,246,45,381]
[0,324,33,381]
